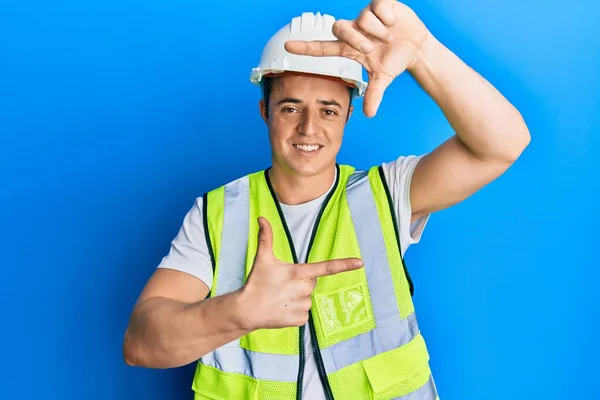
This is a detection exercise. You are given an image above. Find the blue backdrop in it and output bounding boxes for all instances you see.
[1,0,598,399]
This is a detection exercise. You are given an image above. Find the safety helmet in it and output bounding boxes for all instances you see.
[249,12,368,97]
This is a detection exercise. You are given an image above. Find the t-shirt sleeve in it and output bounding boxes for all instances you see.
[380,155,430,257]
[156,197,214,288]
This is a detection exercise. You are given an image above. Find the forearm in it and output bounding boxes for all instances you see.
[123,290,251,368]
[409,33,530,161]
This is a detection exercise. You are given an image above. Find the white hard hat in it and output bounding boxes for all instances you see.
[250,12,367,97]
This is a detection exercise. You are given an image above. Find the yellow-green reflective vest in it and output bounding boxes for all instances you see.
[192,165,439,400]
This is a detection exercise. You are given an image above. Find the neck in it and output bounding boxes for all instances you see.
[268,164,336,205]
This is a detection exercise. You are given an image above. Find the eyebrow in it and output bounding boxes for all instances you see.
[319,99,342,109]
[275,98,303,106]
[275,98,342,109]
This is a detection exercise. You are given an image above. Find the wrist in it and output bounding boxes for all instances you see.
[407,31,439,74]
[231,287,259,332]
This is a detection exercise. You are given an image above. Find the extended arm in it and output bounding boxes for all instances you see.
[408,33,530,219]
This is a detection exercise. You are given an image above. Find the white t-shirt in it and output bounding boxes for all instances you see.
[157,155,430,399]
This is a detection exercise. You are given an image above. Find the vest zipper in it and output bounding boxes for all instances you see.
[309,311,334,400]
[296,325,306,400]
[264,165,341,400]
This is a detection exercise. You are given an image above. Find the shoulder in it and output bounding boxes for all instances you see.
[379,155,425,185]
[378,155,430,255]
[204,169,268,196]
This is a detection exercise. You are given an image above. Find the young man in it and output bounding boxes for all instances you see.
[123,1,530,399]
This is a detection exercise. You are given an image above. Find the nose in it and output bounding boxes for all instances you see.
[297,109,320,137]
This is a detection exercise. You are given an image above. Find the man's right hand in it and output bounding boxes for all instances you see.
[238,217,364,330]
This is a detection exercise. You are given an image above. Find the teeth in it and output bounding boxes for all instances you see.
[294,144,320,152]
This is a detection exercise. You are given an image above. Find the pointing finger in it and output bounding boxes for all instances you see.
[285,19,369,57]
[300,258,364,279]
[285,39,354,58]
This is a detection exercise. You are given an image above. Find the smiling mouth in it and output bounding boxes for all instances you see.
[293,144,323,153]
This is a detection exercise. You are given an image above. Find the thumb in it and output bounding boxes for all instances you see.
[364,73,394,118]
[255,217,275,262]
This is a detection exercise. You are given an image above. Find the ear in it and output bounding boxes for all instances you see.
[346,105,354,124]
[259,99,268,124]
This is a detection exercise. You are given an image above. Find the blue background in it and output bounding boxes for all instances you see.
[1,0,598,399]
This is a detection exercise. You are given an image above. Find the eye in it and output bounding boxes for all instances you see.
[323,109,338,117]
[283,107,298,113]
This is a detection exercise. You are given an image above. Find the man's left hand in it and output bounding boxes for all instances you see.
[285,0,431,117]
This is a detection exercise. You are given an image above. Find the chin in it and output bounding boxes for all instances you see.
[287,161,331,177]
[291,167,322,177]
[273,148,337,178]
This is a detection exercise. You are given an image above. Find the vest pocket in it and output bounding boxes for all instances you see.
[314,282,374,337]
[361,333,431,399]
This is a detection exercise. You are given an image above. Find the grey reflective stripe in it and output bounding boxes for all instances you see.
[214,176,249,296]
[346,170,400,326]
[393,375,438,400]
[320,312,419,373]
[200,176,298,382]
[200,346,298,381]
[320,170,420,373]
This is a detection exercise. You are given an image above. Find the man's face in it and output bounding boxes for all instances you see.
[260,73,353,178]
